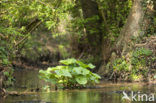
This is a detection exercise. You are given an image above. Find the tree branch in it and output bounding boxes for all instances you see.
[15,20,42,47]
[0,33,6,39]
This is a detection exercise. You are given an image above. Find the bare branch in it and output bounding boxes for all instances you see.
[15,21,42,47]
[36,0,53,9]
[0,33,6,39]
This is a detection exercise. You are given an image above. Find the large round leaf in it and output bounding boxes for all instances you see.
[59,58,77,65]
[73,67,82,74]
[55,69,72,77]
[81,69,90,75]
[76,76,87,85]
[73,67,90,75]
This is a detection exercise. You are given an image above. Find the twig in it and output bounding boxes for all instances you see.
[0,33,6,39]
[78,51,84,60]
[36,0,53,9]
[135,43,147,47]
[15,21,42,47]
[109,72,114,80]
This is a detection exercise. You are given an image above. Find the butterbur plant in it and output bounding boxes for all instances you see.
[39,58,101,89]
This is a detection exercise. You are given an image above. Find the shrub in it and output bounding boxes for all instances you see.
[39,58,101,89]
[130,48,153,80]
[110,48,153,81]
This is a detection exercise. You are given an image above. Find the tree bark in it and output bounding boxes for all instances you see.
[80,0,103,53]
[116,0,145,54]
[97,0,154,74]
[0,70,4,97]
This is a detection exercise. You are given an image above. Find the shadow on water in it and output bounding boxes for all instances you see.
[2,69,156,103]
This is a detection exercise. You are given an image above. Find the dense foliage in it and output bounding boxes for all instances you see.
[109,48,154,81]
[39,58,101,89]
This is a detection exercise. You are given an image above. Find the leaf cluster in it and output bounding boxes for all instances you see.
[39,58,101,89]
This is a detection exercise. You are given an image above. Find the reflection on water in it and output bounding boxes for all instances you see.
[2,69,156,103]
[2,89,122,103]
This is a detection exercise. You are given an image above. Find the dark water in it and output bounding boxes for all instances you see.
[1,69,156,103]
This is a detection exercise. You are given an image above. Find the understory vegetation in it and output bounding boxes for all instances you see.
[39,58,101,89]
[0,0,156,94]
[107,47,155,81]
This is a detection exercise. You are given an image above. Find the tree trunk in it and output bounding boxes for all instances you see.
[98,0,155,75]
[0,71,4,97]
[80,0,103,53]
[116,0,145,54]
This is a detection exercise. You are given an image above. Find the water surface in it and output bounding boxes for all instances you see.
[2,69,155,103]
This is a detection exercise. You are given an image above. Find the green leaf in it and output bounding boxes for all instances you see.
[59,58,77,65]
[39,58,101,88]
[3,72,9,76]
[73,67,82,74]
[46,21,56,30]
[76,60,89,68]
[2,58,9,65]
[92,73,101,79]
[39,70,47,75]
[81,68,90,75]
[47,67,53,73]
[55,66,66,70]
[76,76,87,85]
[88,63,95,69]
[55,69,72,77]
[73,67,90,75]
[76,61,95,69]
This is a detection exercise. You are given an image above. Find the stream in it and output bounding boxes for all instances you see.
[1,69,156,103]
